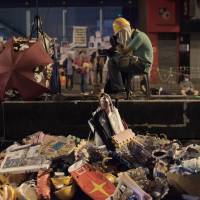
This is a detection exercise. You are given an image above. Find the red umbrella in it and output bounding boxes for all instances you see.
[0,38,53,100]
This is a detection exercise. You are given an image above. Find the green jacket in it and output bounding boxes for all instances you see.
[128,29,153,72]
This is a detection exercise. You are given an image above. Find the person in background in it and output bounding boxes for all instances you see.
[63,53,74,90]
[0,41,5,54]
[180,75,199,96]
[89,51,96,86]
[50,55,61,94]
[96,55,105,85]
[74,51,90,95]
[102,35,120,93]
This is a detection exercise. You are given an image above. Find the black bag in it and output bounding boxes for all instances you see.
[112,54,137,72]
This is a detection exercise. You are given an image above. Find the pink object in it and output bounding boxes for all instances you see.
[0,38,53,100]
[37,170,51,200]
[23,131,56,145]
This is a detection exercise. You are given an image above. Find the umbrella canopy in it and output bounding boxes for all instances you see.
[0,38,53,100]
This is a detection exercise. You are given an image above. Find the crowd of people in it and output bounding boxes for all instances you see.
[60,16,199,98]
[61,49,107,95]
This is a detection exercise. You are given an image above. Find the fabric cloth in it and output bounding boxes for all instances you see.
[67,59,73,75]
[80,73,88,93]
[180,80,194,90]
[50,61,61,94]
[63,58,73,76]
[128,29,153,70]
[66,74,73,89]
[180,80,198,95]
[108,107,125,134]
[96,56,105,84]
[74,57,90,74]
[74,56,89,92]
[106,52,124,92]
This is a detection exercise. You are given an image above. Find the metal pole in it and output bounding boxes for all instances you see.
[62,9,67,41]
[26,9,31,37]
[99,8,103,36]
[35,0,39,38]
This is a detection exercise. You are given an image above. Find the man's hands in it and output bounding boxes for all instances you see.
[117,43,132,55]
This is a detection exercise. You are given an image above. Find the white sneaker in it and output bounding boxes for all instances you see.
[83,92,89,95]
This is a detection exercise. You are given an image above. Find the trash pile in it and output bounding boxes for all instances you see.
[0,93,200,200]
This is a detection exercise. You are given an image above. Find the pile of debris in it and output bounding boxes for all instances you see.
[0,93,199,200]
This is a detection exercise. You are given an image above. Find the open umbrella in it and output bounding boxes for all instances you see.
[0,38,53,100]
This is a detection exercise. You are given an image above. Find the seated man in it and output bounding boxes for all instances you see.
[105,17,153,94]
[180,76,199,96]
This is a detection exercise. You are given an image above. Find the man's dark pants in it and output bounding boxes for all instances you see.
[105,55,146,93]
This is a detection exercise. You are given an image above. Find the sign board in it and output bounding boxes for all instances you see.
[147,0,179,32]
[73,26,87,47]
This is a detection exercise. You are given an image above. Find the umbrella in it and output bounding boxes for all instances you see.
[0,38,53,100]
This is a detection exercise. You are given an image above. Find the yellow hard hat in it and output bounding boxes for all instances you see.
[113,17,130,34]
